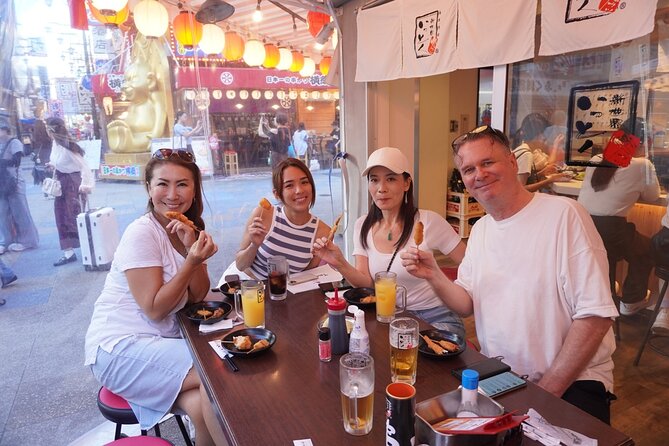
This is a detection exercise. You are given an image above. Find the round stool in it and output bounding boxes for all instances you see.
[104,436,175,446]
[97,387,154,440]
[634,266,669,365]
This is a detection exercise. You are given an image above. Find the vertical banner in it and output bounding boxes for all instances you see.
[355,0,403,82]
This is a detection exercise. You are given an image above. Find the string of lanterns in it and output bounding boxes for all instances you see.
[185,89,339,101]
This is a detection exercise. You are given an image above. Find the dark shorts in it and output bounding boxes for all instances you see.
[562,380,615,424]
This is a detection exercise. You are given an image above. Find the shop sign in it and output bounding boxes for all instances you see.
[176,67,332,90]
[101,164,142,178]
[91,73,125,96]
[55,79,80,113]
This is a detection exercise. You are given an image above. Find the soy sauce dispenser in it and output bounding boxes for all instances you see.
[327,288,349,355]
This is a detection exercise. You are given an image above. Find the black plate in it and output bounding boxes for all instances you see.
[418,329,466,359]
[185,301,232,325]
[343,287,376,308]
[216,281,241,299]
[221,328,276,357]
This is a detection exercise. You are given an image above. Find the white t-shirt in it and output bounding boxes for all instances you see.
[456,193,618,390]
[353,209,461,311]
[293,130,309,156]
[513,143,534,177]
[578,155,660,217]
[84,213,189,365]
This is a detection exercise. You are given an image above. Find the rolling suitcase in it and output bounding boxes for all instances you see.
[76,207,120,271]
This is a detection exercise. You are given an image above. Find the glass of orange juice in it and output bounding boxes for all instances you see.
[374,271,407,323]
[235,280,265,328]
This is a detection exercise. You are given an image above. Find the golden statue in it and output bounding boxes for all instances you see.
[107,34,172,153]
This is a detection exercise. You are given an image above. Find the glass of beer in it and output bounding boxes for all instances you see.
[389,317,419,385]
[267,256,289,301]
[374,271,407,323]
[234,280,265,328]
[339,352,374,436]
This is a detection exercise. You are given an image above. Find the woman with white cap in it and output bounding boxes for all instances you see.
[313,147,466,335]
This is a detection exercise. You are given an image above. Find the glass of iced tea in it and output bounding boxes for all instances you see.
[234,280,265,328]
[339,352,374,436]
[389,317,419,385]
[267,255,289,301]
[374,271,407,323]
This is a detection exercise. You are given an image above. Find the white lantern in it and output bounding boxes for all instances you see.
[243,40,266,67]
[300,91,309,100]
[322,91,331,100]
[299,57,316,77]
[133,0,168,38]
[226,90,236,99]
[251,90,261,100]
[264,90,274,100]
[185,89,196,100]
[276,48,293,70]
[333,91,340,99]
[212,90,222,99]
[239,90,249,100]
[199,24,225,55]
[91,0,128,15]
[277,91,285,100]
[310,91,320,100]
[289,90,298,100]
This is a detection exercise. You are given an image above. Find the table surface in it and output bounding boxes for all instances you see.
[178,290,634,446]
[552,179,667,206]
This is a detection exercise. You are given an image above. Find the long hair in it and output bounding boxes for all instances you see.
[360,173,418,250]
[45,117,84,156]
[272,157,316,208]
[144,156,205,230]
[513,113,550,147]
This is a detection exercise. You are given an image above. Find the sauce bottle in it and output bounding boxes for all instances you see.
[327,288,349,355]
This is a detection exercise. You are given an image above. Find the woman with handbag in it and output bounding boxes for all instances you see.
[45,117,95,266]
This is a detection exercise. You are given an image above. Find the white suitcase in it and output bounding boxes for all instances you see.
[76,207,120,271]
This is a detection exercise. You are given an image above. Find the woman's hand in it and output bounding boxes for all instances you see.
[79,185,92,194]
[312,236,346,268]
[247,216,267,247]
[166,218,198,248]
[539,163,559,177]
[400,246,441,281]
[187,231,218,264]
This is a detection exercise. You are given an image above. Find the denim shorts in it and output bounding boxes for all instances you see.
[409,305,465,338]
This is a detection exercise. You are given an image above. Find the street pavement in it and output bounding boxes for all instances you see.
[0,160,343,446]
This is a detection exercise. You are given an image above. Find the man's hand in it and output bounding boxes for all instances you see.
[400,246,440,281]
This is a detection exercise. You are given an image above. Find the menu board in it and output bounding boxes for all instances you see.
[566,80,639,166]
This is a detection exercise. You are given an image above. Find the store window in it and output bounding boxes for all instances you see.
[477,68,493,127]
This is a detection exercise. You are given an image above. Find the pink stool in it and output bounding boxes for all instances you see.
[104,437,175,446]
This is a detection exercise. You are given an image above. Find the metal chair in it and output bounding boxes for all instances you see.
[634,266,669,365]
[607,256,623,342]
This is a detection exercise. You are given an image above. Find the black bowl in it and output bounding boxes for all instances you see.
[185,301,232,325]
[221,328,276,357]
[217,281,241,299]
[418,329,466,359]
[343,287,376,308]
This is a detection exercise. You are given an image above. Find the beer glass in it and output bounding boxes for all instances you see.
[234,280,265,328]
[374,271,407,323]
[339,352,374,436]
[267,255,289,301]
[389,317,419,385]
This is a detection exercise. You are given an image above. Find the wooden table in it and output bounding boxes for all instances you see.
[178,290,634,446]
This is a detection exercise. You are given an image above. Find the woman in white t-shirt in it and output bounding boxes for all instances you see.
[313,147,467,335]
[84,150,225,445]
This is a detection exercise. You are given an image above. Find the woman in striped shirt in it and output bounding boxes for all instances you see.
[236,158,331,279]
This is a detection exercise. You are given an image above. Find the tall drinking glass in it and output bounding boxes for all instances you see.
[267,255,289,301]
[374,271,407,323]
[339,352,374,436]
[389,317,419,385]
[234,280,265,328]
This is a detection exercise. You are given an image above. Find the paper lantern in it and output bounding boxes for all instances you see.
[299,57,316,77]
[223,31,245,61]
[322,91,331,100]
[310,91,320,100]
[306,11,330,38]
[277,91,285,100]
[251,90,261,100]
[276,48,292,71]
[333,91,340,99]
[133,0,168,37]
[88,1,128,27]
[91,0,127,15]
[319,56,331,76]
[173,11,203,50]
[243,39,266,67]
[185,89,196,100]
[239,90,249,100]
[289,90,298,100]
[289,51,304,73]
[212,90,222,99]
[300,91,309,100]
[199,24,225,55]
[263,43,280,68]
[264,90,274,100]
[226,90,236,99]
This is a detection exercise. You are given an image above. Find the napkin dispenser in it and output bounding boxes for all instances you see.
[415,388,507,446]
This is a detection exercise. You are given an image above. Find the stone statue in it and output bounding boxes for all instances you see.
[107,34,171,153]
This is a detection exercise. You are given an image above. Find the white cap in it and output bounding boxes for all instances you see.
[361,147,411,177]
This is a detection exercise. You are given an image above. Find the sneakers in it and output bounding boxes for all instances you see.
[8,243,26,252]
[620,290,653,316]
[652,308,669,336]
[1,274,17,288]
[53,253,77,266]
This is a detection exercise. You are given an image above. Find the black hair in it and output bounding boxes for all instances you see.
[45,117,85,156]
[175,111,186,124]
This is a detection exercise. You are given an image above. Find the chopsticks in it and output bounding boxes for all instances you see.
[223,354,239,372]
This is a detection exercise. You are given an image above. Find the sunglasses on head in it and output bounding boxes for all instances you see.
[451,125,509,153]
[152,148,195,163]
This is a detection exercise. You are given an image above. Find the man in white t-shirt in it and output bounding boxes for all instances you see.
[401,126,618,424]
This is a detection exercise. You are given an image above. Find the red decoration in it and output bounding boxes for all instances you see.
[289,51,304,73]
[307,11,331,38]
[263,43,280,68]
[87,1,129,28]
[223,31,245,61]
[69,0,89,30]
[173,11,203,50]
[319,56,331,76]
[602,129,640,167]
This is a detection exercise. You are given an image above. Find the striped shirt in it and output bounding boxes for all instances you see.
[250,206,320,279]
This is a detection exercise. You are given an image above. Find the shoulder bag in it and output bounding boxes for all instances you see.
[0,138,19,197]
[42,170,62,197]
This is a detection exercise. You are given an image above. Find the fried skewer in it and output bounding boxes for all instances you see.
[165,211,198,231]
[327,212,344,243]
[414,221,424,246]
[421,334,446,355]
[259,197,272,218]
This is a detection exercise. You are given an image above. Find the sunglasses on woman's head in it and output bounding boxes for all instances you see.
[451,125,510,154]
[152,149,194,163]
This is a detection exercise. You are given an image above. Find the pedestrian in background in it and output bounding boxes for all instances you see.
[173,111,202,157]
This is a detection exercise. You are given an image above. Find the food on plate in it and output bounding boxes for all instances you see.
[414,221,424,246]
[253,339,270,350]
[436,339,459,352]
[195,307,226,320]
[422,334,446,355]
[165,211,197,231]
[327,212,344,242]
[196,309,213,317]
[259,198,272,210]
[360,295,377,304]
[233,335,252,350]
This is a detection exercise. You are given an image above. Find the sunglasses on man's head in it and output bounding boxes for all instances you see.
[451,125,510,153]
[152,148,195,163]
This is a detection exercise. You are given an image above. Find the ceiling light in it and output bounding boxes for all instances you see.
[252,0,263,22]
[306,105,314,111]
[315,22,335,46]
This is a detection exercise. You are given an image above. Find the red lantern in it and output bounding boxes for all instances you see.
[263,43,280,68]
[319,56,331,76]
[223,31,245,61]
[173,11,203,50]
[88,1,128,27]
[306,11,331,38]
[289,51,304,73]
